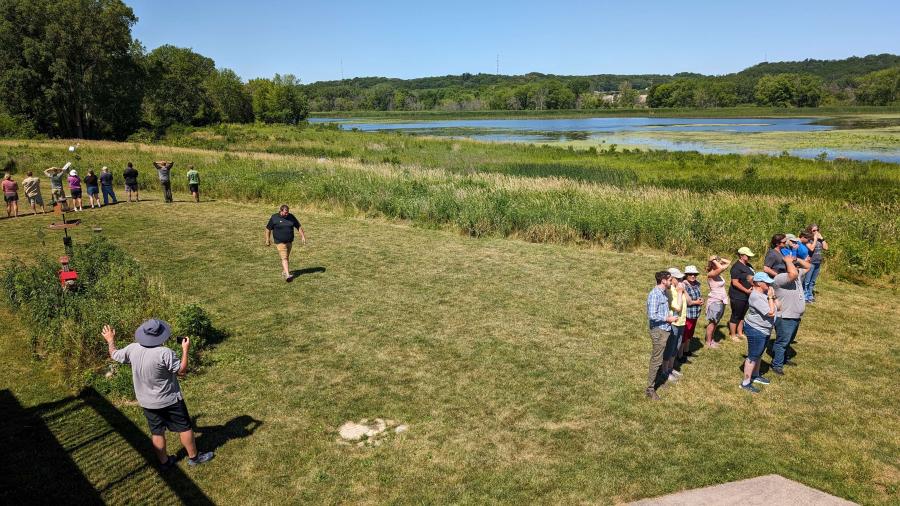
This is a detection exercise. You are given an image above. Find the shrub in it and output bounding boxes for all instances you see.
[2,236,221,397]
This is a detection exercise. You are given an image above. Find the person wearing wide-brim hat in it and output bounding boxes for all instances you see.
[679,265,703,361]
[102,319,214,469]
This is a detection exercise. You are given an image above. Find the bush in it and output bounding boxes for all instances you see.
[2,236,221,397]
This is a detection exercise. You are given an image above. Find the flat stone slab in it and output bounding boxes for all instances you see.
[629,474,856,505]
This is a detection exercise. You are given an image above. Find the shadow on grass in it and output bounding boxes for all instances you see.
[290,266,326,277]
[0,388,215,505]
[181,415,263,460]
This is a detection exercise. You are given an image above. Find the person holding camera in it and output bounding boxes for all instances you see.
[728,247,756,341]
[153,160,175,203]
[802,224,828,302]
[704,255,730,349]
[102,319,214,469]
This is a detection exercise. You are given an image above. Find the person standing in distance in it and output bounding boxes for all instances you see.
[153,160,175,203]
[123,162,140,202]
[2,173,19,218]
[186,165,200,203]
[645,271,679,401]
[99,166,118,206]
[728,247,756,342]
[102,319,214,469]
[265,204,307,282]
[21,171,46,215]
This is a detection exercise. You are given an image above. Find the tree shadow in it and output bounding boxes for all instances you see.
[290,266,326,277]
[0,388,214,505]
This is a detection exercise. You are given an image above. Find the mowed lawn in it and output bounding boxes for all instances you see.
[0,200,897,504]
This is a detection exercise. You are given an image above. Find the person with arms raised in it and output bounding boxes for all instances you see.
[102,319,214,469]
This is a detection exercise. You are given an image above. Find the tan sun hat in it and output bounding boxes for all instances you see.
[684,265,700,275]
[737,247,755,257]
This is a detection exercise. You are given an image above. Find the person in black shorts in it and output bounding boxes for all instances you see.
[728,246,756,341]
[103,319,214,469]
[123,162,140,202]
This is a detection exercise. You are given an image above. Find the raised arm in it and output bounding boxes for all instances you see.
[178,337,190,377]
[102,325,118,359]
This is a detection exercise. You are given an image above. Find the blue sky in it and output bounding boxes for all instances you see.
[128,0,900,83]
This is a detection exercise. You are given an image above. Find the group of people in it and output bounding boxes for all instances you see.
[645,226,828,399]
[2,160,201,217]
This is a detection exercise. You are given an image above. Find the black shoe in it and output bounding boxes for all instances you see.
[160,455,177,471]
[771,367,784,376]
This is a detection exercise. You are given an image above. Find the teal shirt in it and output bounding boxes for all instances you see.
[187,170,200,185]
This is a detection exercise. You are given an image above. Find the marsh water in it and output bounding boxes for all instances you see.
[309,117,900,163]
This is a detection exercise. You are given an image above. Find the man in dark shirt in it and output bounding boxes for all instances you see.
[265,204,307,281]
[728,246,756,341]
[99,166,117,205]
[123,162,140,202]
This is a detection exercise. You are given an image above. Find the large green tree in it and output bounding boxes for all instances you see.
[204,68,254,123]
[142,45,217,128]
[855,66,900,105]
[248,74,308,124]
[0,0,144,138]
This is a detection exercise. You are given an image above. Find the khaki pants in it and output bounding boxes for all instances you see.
[648,327,670,388]
[276,242,292,261]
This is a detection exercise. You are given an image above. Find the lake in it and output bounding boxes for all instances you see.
[309,117,900,163]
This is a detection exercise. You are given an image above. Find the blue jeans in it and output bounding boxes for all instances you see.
[803,262,821,301]
[101,185,117,205]
[664,325,682,360]
[744,325,769,363]
[772,318,801,369]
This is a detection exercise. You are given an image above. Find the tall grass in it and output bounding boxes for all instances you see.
[2,235,219,396]
[3,132,898,283]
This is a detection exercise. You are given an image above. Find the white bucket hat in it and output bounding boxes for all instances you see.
[667,267,685,279]
[684,265,700,275]
[69,169,77,176]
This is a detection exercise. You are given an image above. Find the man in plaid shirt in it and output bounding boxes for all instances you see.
[646,271,678,400]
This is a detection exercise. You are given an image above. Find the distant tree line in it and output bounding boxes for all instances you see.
[306,55,900,112]
[0,0,308,139]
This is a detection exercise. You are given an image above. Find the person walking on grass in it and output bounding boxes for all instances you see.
[265,204,307,282]
[153,161,175,203]
[21,171,46,215]
[2,173,19,218]
[68,169,83,211]
[665,268,686,380]
[186,165,200,202]
[680,265,703,361]
[84,169,100,208]
[728,247,755,341]
[802,225,827,303]
[123,162,140,202]
[44,164,69,210]
[740,272,777,393]
[704,255,730,349]
[102,319,214,469]
[99,166,117,205]
[770,252,811,376]
[646,271,678,401]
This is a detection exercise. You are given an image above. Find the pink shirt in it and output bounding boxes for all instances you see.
[68,175,81,190]
[707,275,728,304]
[1,179,17,195]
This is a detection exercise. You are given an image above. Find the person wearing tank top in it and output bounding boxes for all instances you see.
[704,256,731,349]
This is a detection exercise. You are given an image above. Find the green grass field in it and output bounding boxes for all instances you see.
[1,197,898,503]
